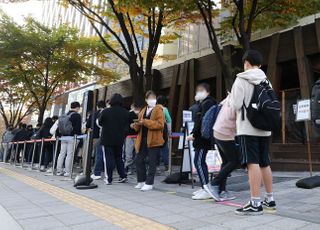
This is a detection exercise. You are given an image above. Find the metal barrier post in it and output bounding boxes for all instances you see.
[10,142,16,164]
[38,139,45,171]
[52,138,59,175]
[168,139,172,173]
[70,135,78,179]
[14,142,19,166]
[30,140,37,170]
[21,141,27,168]
[4,143,9,163]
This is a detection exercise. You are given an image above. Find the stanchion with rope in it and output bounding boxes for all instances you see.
[74,89,98,189]
[4,143,9,163]
[126,133,182,175]
[30,140,38,170]
[21,141,27,168]
[13,142,19,166]
[52,138,59,175]
[38,138,45,171]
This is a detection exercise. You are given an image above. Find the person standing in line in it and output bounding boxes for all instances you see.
[230,50,276,215]
[12,123,31,163]
[1,126,14,162]
[99,94,129,185]
[132,91,165,192]
[156,95,172,171]
[125,103,142,175]
[188,83,219,200]
[38,117,54,171]
[56,102,82,177]
[87,100,106,180]
[211,95,239,201]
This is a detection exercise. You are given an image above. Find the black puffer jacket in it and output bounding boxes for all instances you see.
[192,96,216,149]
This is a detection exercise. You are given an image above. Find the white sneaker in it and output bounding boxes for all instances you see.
[56,172,64,176]
[63,172,70,177]
[104,178,112,185]
[46,168,53,173]
[91,174,102,180]
[140,184,153,191]
[192,188,204,196]
[134,182,145,189]
[40,166,45,171]
[204,184,221,201]
[192,190,212,200]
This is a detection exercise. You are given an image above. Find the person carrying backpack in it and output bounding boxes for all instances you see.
[187,83,219,200]
[230,50,277,215]
[211,95,239,201]
[56,102,82,177]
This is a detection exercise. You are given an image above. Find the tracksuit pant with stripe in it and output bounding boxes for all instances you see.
[194,148,209,187]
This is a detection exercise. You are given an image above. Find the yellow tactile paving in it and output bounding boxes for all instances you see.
[0,167,174,230]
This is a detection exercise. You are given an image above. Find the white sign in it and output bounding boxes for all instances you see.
[296,99,311,121]
[182,110,193,126]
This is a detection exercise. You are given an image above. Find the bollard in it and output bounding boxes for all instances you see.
[21,141,27,168]
[30,140,37,170]
[38,139,45,171]
[52,138,59,175]
[69,135,78,179]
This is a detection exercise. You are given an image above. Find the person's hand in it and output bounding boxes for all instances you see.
[186,135,194,141]
[137,119,144,125]
[130,123,135,129]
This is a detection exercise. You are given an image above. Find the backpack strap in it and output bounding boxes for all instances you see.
[68,112,76,118]
[241,100,247,121]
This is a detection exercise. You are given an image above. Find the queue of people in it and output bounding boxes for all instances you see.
[0,49,277,216]
[187,50,277,215]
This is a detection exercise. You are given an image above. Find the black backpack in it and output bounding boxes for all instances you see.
[243,80,280,132]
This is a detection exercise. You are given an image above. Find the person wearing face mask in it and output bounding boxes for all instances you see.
[188,83,218,200]
[132,91,165,191]
[125,102,143,175]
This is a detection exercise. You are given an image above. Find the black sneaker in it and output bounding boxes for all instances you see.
[116,178,128,183]
[235,202,263,216]
[262,199,277,212]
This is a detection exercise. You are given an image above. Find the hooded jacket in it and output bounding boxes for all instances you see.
[230,68,271,137]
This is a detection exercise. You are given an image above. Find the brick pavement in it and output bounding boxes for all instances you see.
[0,163,319,230]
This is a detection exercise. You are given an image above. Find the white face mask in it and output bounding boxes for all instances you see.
[195,91,208,101]
[146,99,157,108]
[134,110,140,115]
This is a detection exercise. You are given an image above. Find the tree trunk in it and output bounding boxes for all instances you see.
[129,62,145,102]
[37,106,46,124]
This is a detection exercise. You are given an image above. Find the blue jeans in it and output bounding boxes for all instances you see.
[160,141,169,166]
[94,144,104,176]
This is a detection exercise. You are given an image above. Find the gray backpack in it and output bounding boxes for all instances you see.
[58,112,75,136]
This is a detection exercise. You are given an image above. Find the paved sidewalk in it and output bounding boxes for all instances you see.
[0,163,319,230]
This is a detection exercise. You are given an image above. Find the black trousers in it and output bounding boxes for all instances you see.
[41,143,54,168]
[136,138,160,185]
[212,139,239,192]
[104,145,127,183]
